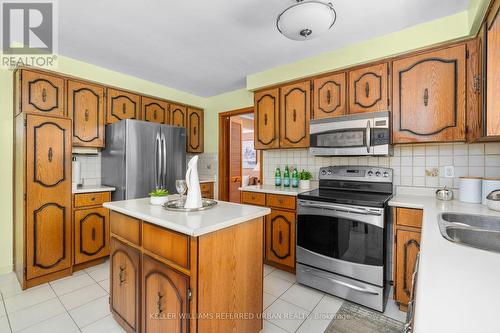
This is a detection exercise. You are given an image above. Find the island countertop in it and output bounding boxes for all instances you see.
[103,198,270,237]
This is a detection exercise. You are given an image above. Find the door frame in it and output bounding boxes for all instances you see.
[218,107,262,201]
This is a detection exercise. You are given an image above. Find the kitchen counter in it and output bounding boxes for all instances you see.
[199,178,215,184]
[389,194,500,333]
[73,185,116,194]
[103,197,270,236]
[239,184,317,196]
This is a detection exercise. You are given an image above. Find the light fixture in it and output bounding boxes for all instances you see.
[276,0,337,41]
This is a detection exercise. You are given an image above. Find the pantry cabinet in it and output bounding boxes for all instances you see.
[312,72,346,119]
[141,97,168,124]
[187,107,204,153]
[20,70,66,117]
[392,45,466,143]
[486,0,500,137]
[348,63,389,114]
[254,88,280,149]
[280,81,311,148]
[170,104,187,128]
[68,80,105,148]
[106,88,141,124]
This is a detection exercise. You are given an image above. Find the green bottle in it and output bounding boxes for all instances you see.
[292,168,299,188]
[283,166,290,187]
[275,167,282,186]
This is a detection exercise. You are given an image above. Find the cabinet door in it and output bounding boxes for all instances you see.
[187,108,204,153]
[392,45,466,143]
[170,104,187,128]
[142,97,168,124]
[395,229,421,306]
[26,115,72,279]
[142,255,189,333]
[313,72,346,119]
[348,63,388,114]
[74,207,109,265]
[106,89,141,124]
[21,70,65,117]
[486,0,500,136]
[280,81,311,148]
[254,88,279,149]
[111,238,141,333]
[266,209,295,269]
[466,31,484,142]
[68,80,105,148]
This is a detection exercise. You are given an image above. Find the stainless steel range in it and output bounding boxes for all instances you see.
[296,166,393,312]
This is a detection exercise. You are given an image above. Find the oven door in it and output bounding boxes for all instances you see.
[297,200,385,286]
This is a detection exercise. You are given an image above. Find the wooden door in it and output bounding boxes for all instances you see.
[266,209,295,269]
[68,80,105,148]
[280,81,311,148]
[395,229,421,306]
[348,63,389,114]
[106,89,140,124]
[21,70,65,117]
[142,255,189,333]
[254,88,279,149]
[74,207,109,265]
[26,115,72,279]
[392,45,466,143]
[187,108,204,153]
[486,0,500,136]
[110,238,141,333]
[170,104,187,128]
[142,97,168,124]
[313,72,346,119]
[229,121,242,203]
[466,32,484,142]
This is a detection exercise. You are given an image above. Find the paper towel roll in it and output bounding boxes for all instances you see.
[459,177,482,203]
[482,178,500,205]
[72,157,82,186]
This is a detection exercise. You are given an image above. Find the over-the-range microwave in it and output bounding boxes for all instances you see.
[309,111,392,156]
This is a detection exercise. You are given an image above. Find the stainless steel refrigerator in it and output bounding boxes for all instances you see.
[101,120,186,201]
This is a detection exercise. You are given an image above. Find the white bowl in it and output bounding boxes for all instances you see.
[150,196,169,206]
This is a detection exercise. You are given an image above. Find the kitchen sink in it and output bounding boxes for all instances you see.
[438,213,500,254]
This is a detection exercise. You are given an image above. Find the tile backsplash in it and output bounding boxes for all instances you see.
[73,154,101,186]
[187,152,218,180]
[263,142,500,189]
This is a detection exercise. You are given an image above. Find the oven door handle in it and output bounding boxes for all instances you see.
[302,268,380,295]
[299,202,382,216]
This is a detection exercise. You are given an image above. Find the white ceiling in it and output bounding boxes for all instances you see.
[60,0,469,97]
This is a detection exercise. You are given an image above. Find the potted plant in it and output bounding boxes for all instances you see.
[299,170,313,189]
[149,188,170,206]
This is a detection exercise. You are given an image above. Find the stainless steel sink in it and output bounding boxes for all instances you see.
[438,213,500,254]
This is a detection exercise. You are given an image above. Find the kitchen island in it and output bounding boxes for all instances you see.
[103,198,270,333]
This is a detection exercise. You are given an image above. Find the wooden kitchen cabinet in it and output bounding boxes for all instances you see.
[141,97,168,124]
[106,88,141,124]
[68,80,105,148]
[348,63,389,114]
[313,72,347,119]
[187,107,204,153]
[20,70,66,117]
[280,81,311,148]
[111,237,142,333]
[170,104,187,128]
[74,207,110,265]
[392,45,466,143]
[254,88,280,149]
[266,209,295,269]
[486,0,500,137]
[200,182,214,199]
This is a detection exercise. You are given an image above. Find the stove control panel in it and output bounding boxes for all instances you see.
[318,166,393,183]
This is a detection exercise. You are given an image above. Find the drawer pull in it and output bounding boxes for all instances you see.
[365,82,370,98]
[327,90,331,104]
[156,292,164,314]
[119,265,126,286]
[154,110,157,120]
[90,197,96,201]
[42,88,47,102]
[122,103,126,114]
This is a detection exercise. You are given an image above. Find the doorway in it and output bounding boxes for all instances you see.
[218,107,261,202]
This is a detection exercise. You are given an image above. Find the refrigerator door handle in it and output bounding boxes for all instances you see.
[155,133,161,189]
[161,132,167,189]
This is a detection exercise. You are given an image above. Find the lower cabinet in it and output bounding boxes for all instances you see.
[265,210,295,269]
[74,207,110,264]
[200,182,214,199]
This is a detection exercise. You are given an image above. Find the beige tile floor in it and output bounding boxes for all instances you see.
[0,261,405,333]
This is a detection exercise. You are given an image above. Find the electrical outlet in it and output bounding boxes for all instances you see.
[444,166,455,178]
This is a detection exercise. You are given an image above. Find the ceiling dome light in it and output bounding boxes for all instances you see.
[277,0,337,41]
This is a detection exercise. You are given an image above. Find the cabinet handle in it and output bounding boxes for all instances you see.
[91,227,96,241]
[84,109,89,121]
[154,110,157,120]
[193,126,197,136]
[278,199,284,204]
[48,148,53,162]
[264,114,268,126]
[278,230,283,244]
[423,88,429,107]
[42,88,47,102]
[122,103,126,114]
[156,292,164,314]
[293,109,297,122]
[90,197,96,201]
[119,265,126,286]
[365,83,370,98]
[473,75,481,93]
[327,90,331,104]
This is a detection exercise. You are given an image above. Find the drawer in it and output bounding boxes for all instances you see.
[74,192,111,208]
[143,222,190,270]
[241,191,266,206]
[200,182,214,199]
[395,207,423,228]
[266,194,296,210]
[110,211,141,245]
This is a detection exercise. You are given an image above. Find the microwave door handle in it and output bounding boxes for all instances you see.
[366,120,371,153]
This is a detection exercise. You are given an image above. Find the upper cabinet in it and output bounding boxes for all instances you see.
[348,63,389,114]
[486,0,500,137]
[187,107,204,153]
[106,89,141,124]
[68,80,105,148]
[312,72,346,119]
[255,88,280,150]
[21,70,66,117]
[280,81,310,148]
[170,104,187,128]
[141,97,168,124]
[392,45,466,143]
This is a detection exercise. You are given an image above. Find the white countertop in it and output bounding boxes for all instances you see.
[103,198,270,237]
[389,194,500,333]
[73,186,116,194]
[239,184,317,196]
[199,179,215,184]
